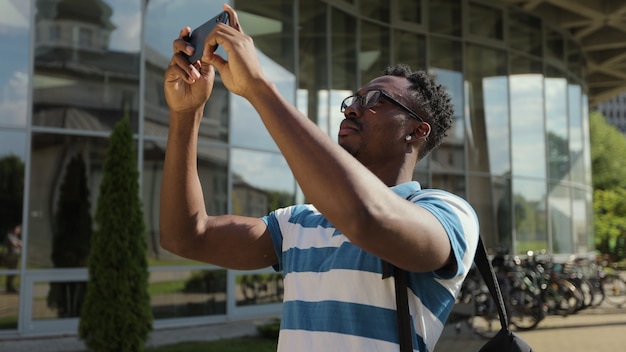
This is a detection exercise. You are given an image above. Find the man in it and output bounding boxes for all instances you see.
[160,4,479,351]
[4,223,22,293]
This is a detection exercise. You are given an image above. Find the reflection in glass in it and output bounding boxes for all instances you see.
[236,273,283,306]
[465,44,509,175]
[298,2,328,127]
[28,133,111,268]
[0,0,29,127]
[468,175,511,251]
[143,141,228,263]
[0,278,19,328]
[545,76,569,182]
[360,21,390,84]
[149,270,227,319]
[545,29,564,61]
[360,0,390,22]
[0,130,25,306]
[432,174,465,199]
[231,149,295,216]
[549,183,573,253]
[568,84,584,184]
[231,55,295,151]
[397,0,422,24]
[429,0,461,36]
[394,30,426,75]
[468,2,503,40]
[430,38,464,172]
[33,0,142,132]
[513,178,547,255]
[331,8,357,90]
[510,74,546,179]
[509,9,542,56]
[237,0,295,74]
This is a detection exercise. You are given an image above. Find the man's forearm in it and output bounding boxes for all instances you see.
[159,110,208,255]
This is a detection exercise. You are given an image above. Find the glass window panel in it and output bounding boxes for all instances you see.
[360,0,390,22]
[568,84,584,185]
[231,149,295,216]
[465,44,509,175]
[510,73,546,179]
[0,131,26,240]
[331,8,357,90]
[0,277,19,328]
[143,1,230,139]
[236,0,295,74]
[546,28,565,61]
[393,30,426,72]
[143,140,228,264]
[430,38,464,171]
[298,1,328,127]
[431,173,465,199]
[33,0,142,132]
[545,75,569,182]
[397,0,422,24]
[149,269,227,319]
[509,9,542,57]
[0,0,30,128]
[236,273,283,306]
[34,280,86,319]
[468,2,503,40]
[572,188,589,254]
[27,133,114,269]
[360,21,390,84]
[468,176,512,252]
[549,183,573,254]
[428,0,461,36]
[513,178,547,255]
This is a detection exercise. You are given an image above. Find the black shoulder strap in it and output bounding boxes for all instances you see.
[393,265,413,352]
[473,236,510,330]
[390,236,512,352]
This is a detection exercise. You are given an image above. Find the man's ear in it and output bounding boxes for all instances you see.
[416,122,431,140]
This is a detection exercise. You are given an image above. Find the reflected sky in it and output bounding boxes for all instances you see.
[0,130,25,159]
[231,149,294,194]
[0,0,29,127]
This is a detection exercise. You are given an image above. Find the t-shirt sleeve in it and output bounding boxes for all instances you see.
[412,190,480,280]
[262,209,286,272]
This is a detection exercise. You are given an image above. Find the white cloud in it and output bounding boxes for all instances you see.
[0,70,28,126]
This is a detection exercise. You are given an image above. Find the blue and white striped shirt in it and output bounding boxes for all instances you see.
[262,181,479,352]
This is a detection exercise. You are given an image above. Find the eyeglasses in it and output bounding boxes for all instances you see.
[340,89,425,122]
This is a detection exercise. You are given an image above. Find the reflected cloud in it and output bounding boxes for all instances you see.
[0,70,27,126]
[231,150,294,194]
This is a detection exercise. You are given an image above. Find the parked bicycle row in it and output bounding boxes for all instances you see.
[454,250,626,338]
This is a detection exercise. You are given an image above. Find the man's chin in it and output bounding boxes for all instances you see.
[339,142,359,158]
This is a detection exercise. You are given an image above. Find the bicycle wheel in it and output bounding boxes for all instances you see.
[508,287,543,331]
[466,292,500,339]
[602,274,626,307]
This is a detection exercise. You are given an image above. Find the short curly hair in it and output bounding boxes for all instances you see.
[382,64,454,160]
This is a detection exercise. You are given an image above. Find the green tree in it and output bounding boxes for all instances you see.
[0,155,24,234]
[48,154,92,317]
[594,188,626,260]
[589,111,626,190]
[79,117,152,351]
[590,111,626,260]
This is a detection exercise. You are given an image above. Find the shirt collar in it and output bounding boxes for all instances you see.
[390,181,422,199]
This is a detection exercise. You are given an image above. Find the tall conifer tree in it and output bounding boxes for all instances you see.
[79,117,152,351]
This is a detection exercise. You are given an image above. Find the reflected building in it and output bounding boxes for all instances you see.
[1,0,623,338]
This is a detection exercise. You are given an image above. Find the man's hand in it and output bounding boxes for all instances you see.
[203,4,266,100]
[164,27,215,113]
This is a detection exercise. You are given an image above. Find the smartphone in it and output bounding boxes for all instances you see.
[185,11,230,63]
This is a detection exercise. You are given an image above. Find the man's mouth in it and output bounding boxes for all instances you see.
[338,120,360,136]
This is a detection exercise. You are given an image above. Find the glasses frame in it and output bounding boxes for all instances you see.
[340,89,426,122]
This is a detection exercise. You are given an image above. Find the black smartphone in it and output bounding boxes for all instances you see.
[186,11,230,63]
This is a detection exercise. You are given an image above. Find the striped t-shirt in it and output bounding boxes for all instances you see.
[262,181,479,352]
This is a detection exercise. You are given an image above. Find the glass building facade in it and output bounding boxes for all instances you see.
[0,0,593,337]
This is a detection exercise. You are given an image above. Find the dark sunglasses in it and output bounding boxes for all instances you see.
[340,89,425,122]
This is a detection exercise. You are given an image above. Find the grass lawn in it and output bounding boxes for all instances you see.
[145,336,277,352]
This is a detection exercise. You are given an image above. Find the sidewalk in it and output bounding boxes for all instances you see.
[435,305,626,352]
[1,306,624,351]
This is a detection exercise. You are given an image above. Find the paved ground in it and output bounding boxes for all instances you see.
[0,305,624,351]
[435,305,626,352]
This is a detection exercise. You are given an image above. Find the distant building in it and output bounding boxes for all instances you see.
[597,94,626,135]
